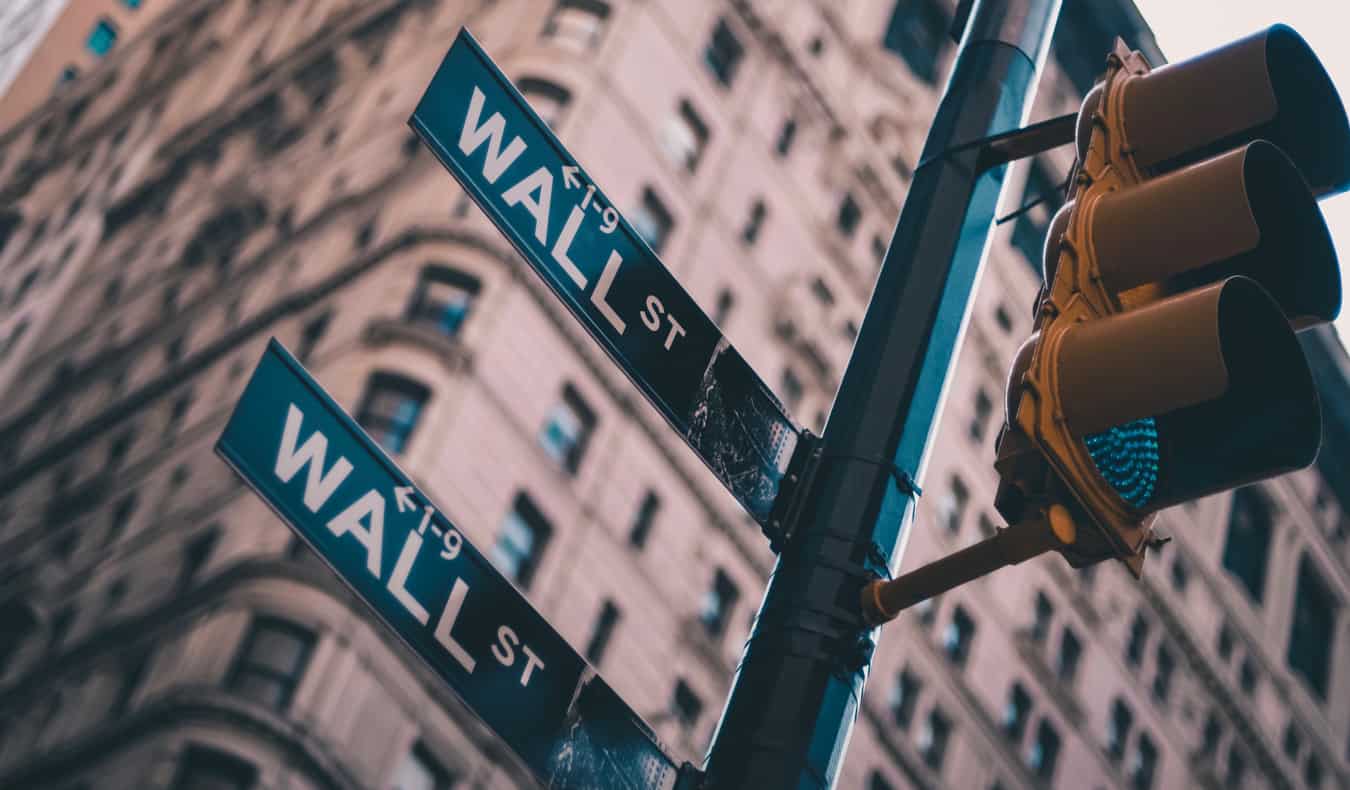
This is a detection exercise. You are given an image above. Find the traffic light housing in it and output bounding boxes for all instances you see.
[995,26,1350,575]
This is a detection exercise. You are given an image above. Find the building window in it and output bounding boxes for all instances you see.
[1011,161,1063,277]
[1283,723,1302,760]
[518,76,572,126]
[713,289,735,326]
[699,569,740,639]
[1201,712,1222,755]
[541,0,611,53]
[1130,734,1158,790]
[632,187,674,254]
[1057,627,1082,682]
[1239,656,1258,695]
[1222,486,1273,602]
[1126,612,1149,666]
[356,373,429,455]
[1287,555,1337,698]
[1002,682,1032,741]
[741,199,767,245]
[111,648,150,717]
[882,0,948,84]
[662,99,710,173]
[868,772,894,790]
[937,476,969,533]
[539,383,597,474]
[780,368,804,411]
[917,707,951,770]
[172,745,257,790]
[407,265,481,338]
[1305,755,1323,789]
[1027,719,1061,780]
[629,490,660,549]
[122,0,142,8]
[227,617,315,711]
[942,606,975,667]
[704,18,745,86]
[1107,698,1133,761]
[181,528,219,589]
[775,117,797,157]
[836,192,862,238]
[970,389,994,443]
[994,304,1014,334]
[87,18,119,56]
[391,742,455,790]
[672,679,703,729]
[1152,645,1174,702]
[1032,591,1053,643]
[494,493,552,589]
[1226,748,1246,786]
[57,65,80,87]
[585,600,621,666]
[891,669,921,729]
[1217,623,1234,661]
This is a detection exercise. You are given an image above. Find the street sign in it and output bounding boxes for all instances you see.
[216,340,679,790]
[410,28,801,532]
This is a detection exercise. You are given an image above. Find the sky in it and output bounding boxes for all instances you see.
[1130,0,1350,342]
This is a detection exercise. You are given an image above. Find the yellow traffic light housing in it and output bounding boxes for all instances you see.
[996,26,1350,575]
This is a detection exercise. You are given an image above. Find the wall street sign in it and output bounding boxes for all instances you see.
[410,28,802,532]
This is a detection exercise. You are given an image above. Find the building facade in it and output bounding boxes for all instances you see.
[0,1,1346,789]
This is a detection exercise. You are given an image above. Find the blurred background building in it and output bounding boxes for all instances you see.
[0,1,1346,788]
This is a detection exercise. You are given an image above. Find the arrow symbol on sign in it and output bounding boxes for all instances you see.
[394,485,417,513]
[562,165,581,189]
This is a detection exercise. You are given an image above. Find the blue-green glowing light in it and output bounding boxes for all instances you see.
[1084,418,1159,508]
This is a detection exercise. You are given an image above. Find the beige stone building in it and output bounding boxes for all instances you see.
[0,1,1346,789]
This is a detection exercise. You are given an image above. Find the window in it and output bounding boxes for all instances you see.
[1027,719,1061,780]
[882,0,948,84]
[775,118,797,157]
[1282,723,1302,760]
[1107,698,1133,761]
[891,669,920,729]
[713,289,735,326]
[704,18,744,86]
[942,606,975,667]
[540,384,597,474]
[87,18,119,56]
[227,617,315,711]
[1305,755,1323,789]
[1032,592,1054,643]
[1226,748,1246,786]
[1057,627,1082,682]
[298,310,331,362]
[937,476,969,533]
[1287,555,1337,698]
[1222,486,1273,602]
[1011,161,1063,276]
[662,100,710,172]
[121,0,142,8]
[585,600,621,665]
[632,187,674,254]
[629,491,660,549]
[970,389,994,443]
[672,679,703,729]
[518,77,572,126]
[391,742,455,790]
[494,493,553,589]
[407,265,481,338]
[0,598,39,676]
[172,745,257,790]
[111,648,150,717]
[994,304,1014,334]
[1130,734,1158,790]
[1170,555,1189,592]
[1217,623,1234,661]
[917,707,951,770]
[1002,682,1032,741]
[741,199,767,245]
[699,569,740,639]
[1126,612,1149,666]
[356,373,429,455]
[542,0,611,52]
[1239,656,1258,695]
[836,193,862,238]
[1200,712,1222,755]
[780,368,804,411]
[50,604,75,648]
[1152,645,1174,702]
[868,771,894,790]
[181,528,219,589]
[57,65,80,87]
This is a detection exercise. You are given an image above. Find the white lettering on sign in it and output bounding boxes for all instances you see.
[462,84,692,353]
[271,404,546,685]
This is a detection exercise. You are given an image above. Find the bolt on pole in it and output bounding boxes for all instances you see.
[700,1,1062,787]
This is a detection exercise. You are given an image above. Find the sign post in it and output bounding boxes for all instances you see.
[216,340,682,789]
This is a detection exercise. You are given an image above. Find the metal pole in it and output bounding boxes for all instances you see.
[701,2,1062,787]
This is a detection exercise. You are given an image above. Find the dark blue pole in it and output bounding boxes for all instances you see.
[700,1,1062,786]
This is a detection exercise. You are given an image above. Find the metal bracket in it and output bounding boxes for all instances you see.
[918,111,1078,177]
[763,430,823,552]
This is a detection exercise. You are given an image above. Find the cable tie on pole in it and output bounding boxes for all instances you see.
[821,453,922,498]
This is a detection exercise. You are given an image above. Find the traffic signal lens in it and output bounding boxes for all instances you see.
[1084,418,1159,508]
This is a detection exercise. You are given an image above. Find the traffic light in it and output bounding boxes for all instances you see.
[995,25,1350,575]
